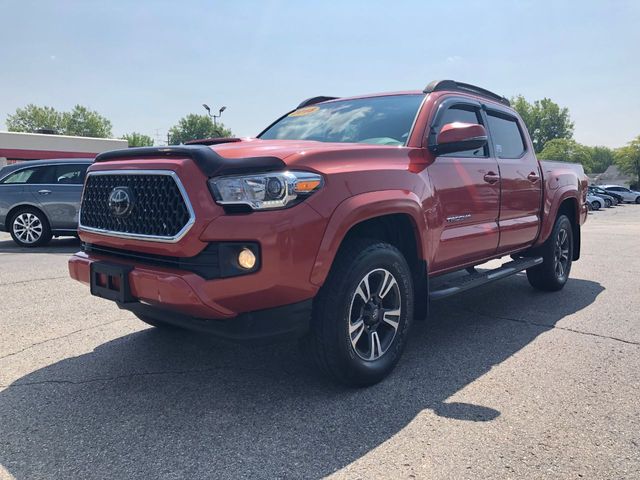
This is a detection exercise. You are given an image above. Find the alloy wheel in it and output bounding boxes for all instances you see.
[348,268,401,361]
[13,213,43,244]
[554,227,570,281]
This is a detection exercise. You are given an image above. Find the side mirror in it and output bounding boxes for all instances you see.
[429,122,488,156]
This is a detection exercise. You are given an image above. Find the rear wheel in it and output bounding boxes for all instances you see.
[526,215,573,292]
[9,207,52,247]
[303,239,414,387]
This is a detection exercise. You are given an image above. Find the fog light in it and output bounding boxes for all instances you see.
[238,248,256,269]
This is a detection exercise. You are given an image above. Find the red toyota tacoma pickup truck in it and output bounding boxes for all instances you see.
[69,80,588,386]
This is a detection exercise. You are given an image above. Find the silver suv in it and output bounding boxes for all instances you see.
[0,159,92,247]
[601,185,640,204]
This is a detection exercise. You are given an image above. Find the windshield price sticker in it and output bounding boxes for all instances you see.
[288,106,320,117]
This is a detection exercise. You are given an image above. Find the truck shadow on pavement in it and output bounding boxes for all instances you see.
[0,236,80,254]
[0,275,604,479]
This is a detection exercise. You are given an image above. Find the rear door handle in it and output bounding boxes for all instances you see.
[527,172,540,182]
[38,189,52,195]
[483,172,500,184]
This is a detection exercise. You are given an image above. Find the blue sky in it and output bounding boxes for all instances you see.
[1,0,638,147]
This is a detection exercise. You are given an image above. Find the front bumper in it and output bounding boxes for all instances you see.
[122,299,312,343]
[68,251,315,341]
[68,198,330,342]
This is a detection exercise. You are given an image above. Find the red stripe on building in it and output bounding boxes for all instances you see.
[0,148,98,160]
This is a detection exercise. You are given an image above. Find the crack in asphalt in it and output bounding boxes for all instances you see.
[0,368,224,388]
[0,275,68,287]
[2,308,636,390]
[464,309,640,346]
[0,365,288,389]
[0,318,129,361]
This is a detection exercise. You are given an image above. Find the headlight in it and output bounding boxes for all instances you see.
[208,171,323,210]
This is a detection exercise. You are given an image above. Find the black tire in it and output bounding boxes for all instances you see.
[604,198,612,208]
[303,238,414,387]
[9,207,52,247]
[635,196,640,204]
[526,215,573,292]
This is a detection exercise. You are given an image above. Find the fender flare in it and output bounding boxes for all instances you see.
[536,186,581,246]
[309,190,427,286]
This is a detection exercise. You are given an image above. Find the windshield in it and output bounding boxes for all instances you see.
[259,94,424,146]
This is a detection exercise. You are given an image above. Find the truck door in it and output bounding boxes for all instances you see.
[427,99,500,272]
[485,110,542,253]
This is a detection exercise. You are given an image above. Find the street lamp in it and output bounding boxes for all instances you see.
[203,104,227,126]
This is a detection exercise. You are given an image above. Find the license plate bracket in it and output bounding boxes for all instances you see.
[90,262,134,303]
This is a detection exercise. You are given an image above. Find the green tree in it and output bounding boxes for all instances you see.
[122,132,154,147]
[61,105,112,137]
[586,145,615,173]
[538,138,593,173]
[168,114,232,144]
[6,104,63,133]
[614,135,640,187]
[511,95,574,153]
[6,104,112,138]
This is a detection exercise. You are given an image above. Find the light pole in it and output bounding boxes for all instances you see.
[203,104,227,126]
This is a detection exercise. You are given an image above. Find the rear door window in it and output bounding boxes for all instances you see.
[0,166,51,184]
[53,164,89,184]
[487,112,526,158]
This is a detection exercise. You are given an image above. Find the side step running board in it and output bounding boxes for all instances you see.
[429,257,543,301]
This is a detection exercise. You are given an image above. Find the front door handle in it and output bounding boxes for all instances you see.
[527,172,540,182]
[483,172,500,184]
[38,189,52,195]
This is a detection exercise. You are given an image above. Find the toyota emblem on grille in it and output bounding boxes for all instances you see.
[108,187,134,217]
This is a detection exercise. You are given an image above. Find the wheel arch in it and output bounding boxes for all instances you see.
[310,190,429,319]
[536,185,583,259]
[6,203,51,229]
[556,197,581,261]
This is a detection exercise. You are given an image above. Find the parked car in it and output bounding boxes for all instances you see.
[69,80,588,386]
[601,185,640,203]
[588,189,615,207]
[589,185,624,205]
[586,194,604,210]
[0,159,92,246]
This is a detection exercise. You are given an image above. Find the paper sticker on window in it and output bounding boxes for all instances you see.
[495,144,503,154]
[289,106,320,117]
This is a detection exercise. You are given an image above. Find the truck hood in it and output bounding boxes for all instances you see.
[209,138,413,174]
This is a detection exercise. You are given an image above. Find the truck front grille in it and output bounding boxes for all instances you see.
[79,171,194,241]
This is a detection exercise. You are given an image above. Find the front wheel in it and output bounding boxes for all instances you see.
[635,196,640,204]
[9,208,52,247]
[526,215,573,292]
[303,239,414,387]
[604,198,612,208]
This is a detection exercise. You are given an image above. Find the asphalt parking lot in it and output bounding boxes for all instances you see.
[1,206,639,480]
